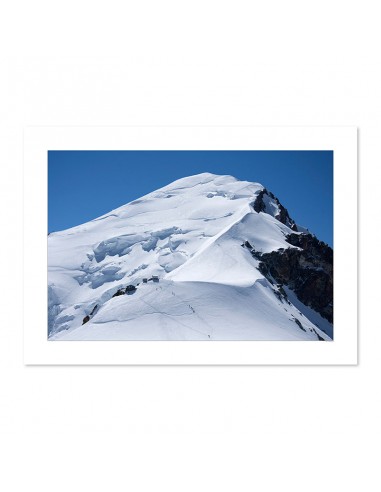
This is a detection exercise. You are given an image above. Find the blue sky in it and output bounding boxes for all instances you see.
[48,150,333,246]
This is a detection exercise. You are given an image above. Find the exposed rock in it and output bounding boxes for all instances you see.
[313,328,325,341]
[125,285,137,293]
[255,233,333,323]
[252,189,298,230]
[90,304,98,315]
[112,288,125,298]
[275,201,297,230]
[293,317,306,332]
[82,315,90,325]
[286,233,333,263]
[252,189,267,213]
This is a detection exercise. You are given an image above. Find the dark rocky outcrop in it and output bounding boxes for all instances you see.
[292,316,306,332]
[90,304,98,315]
[249,233,333,323]
[252,189,298,231]
[112,288,126,298]
[125,285,137,294]
[286,233,332,263]
[252,189,267,213]
[82,304,98,324]
[112,285,137,298]
[313,328,325,341]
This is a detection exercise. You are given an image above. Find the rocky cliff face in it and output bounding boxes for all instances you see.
[250,233,333,323]
[253,189,299,231]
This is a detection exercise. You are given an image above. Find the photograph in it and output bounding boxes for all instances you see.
[4,8,374,492]
[48,150,333,342]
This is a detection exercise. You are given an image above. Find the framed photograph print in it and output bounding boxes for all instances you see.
[23,126,357,365]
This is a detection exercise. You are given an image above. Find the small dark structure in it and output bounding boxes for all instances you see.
[143,278,148,283]
[152,275,159,283]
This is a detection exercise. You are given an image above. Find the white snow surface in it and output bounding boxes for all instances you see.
[48,172,331,341]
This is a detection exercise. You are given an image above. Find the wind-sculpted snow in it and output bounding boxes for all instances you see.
[76,263,125,289]
[92,227,187,262]
[93,234,148,262]
[48,172,332,340]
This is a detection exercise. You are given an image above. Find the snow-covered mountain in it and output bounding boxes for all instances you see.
[48,172,333,341]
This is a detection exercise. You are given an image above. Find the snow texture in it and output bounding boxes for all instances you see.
[48,172,332,341]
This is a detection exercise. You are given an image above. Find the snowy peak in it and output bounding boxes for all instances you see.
[48,172,332,341]
[149,172,263,202]
[157,172,298,231]
[158,172,230,190]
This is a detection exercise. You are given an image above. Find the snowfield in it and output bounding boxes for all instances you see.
[48,172,332,341]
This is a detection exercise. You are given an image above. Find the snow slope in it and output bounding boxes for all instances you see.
[48,172,332,341]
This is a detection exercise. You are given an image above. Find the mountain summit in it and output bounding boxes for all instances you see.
[48,173,333,341]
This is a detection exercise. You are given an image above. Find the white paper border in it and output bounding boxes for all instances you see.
[23,126,357,365]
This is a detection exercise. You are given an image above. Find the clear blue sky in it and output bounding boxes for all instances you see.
[48,150,333,247]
